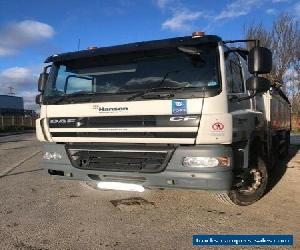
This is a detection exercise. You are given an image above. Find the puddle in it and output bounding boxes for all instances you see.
[110,197,155,211]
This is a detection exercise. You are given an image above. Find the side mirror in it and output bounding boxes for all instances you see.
[246,76,270,93]
[35,94,43,104]
[38,72,49,92]
[248,47,272,74]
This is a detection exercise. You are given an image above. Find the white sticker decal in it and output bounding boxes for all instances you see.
[210,121,225,137]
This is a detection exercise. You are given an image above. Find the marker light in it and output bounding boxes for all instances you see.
[97,182,145,192]
[182,156,230,168]
[43,152,62,160]
[87,46,97,50]
[192,31,205,38]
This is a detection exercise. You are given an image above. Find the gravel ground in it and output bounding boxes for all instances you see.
[0,133,299,250]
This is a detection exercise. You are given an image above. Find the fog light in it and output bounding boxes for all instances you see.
[182,156,230,168]
[43,152,62,160]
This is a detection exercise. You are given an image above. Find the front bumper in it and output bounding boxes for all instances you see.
[42,143,233,192]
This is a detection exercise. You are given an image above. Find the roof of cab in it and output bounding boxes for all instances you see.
[45,35,222,63]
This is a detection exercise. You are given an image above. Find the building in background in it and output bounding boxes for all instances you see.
[0,95,36,131]
[0,95,36,116]
[0,95,24,115]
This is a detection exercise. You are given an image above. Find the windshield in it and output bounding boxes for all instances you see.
[44,45,220,102]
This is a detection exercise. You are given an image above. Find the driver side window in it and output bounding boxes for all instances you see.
[225,53,244,93]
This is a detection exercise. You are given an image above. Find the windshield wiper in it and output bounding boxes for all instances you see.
[64,90,96,97]
[126,70,182,101]
[49,91,95,104]
[156,70,180,89]
[127,85,191,101]
[50,90,140,104]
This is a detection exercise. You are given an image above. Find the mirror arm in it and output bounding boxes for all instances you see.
[44,65,52,73]
[223,39,259,47]
[224,48,249,59]
[229,91,257,103]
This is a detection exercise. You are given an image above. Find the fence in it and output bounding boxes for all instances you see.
[0,115,36,131]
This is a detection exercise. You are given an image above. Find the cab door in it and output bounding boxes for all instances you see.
[225,52,251,112]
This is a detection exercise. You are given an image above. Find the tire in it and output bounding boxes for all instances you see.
[277,131,290,160]
[214,193,237,206]
[215,156,268,206]
[284,131,290,157]
[272,136,280,167]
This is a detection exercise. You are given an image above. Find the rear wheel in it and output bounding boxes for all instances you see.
[278,131,290,160]
[271,135,280,167]
[283,131,290,157]
[215,156,268,206]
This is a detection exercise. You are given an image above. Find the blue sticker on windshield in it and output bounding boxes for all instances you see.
[208,81,218,87]
[172,100,187,115]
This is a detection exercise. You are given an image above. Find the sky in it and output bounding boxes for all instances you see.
[0,0,299,110]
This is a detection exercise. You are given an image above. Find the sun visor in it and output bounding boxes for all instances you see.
[44,35,222,65]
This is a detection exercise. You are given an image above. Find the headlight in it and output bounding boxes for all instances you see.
[182,156,230,168]
[43,152,62,160]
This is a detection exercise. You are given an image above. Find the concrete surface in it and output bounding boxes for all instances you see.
[0,133,299,250]
[0,130,35,137]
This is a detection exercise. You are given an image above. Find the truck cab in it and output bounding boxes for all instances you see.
[36,33,291,206]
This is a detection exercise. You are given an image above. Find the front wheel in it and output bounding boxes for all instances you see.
[215,156,268,206]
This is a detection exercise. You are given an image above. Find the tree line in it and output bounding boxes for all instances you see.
[245,13,300,114]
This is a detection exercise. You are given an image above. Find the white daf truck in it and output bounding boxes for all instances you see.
[36,32,291,206]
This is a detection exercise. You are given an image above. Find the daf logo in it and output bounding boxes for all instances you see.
[49,118,76,124]
[170,116,198,121]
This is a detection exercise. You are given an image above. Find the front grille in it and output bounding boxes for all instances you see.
[66,144,174,173]
[48,115,200,128]
[87,116,156,127]
[52,132,196,138]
